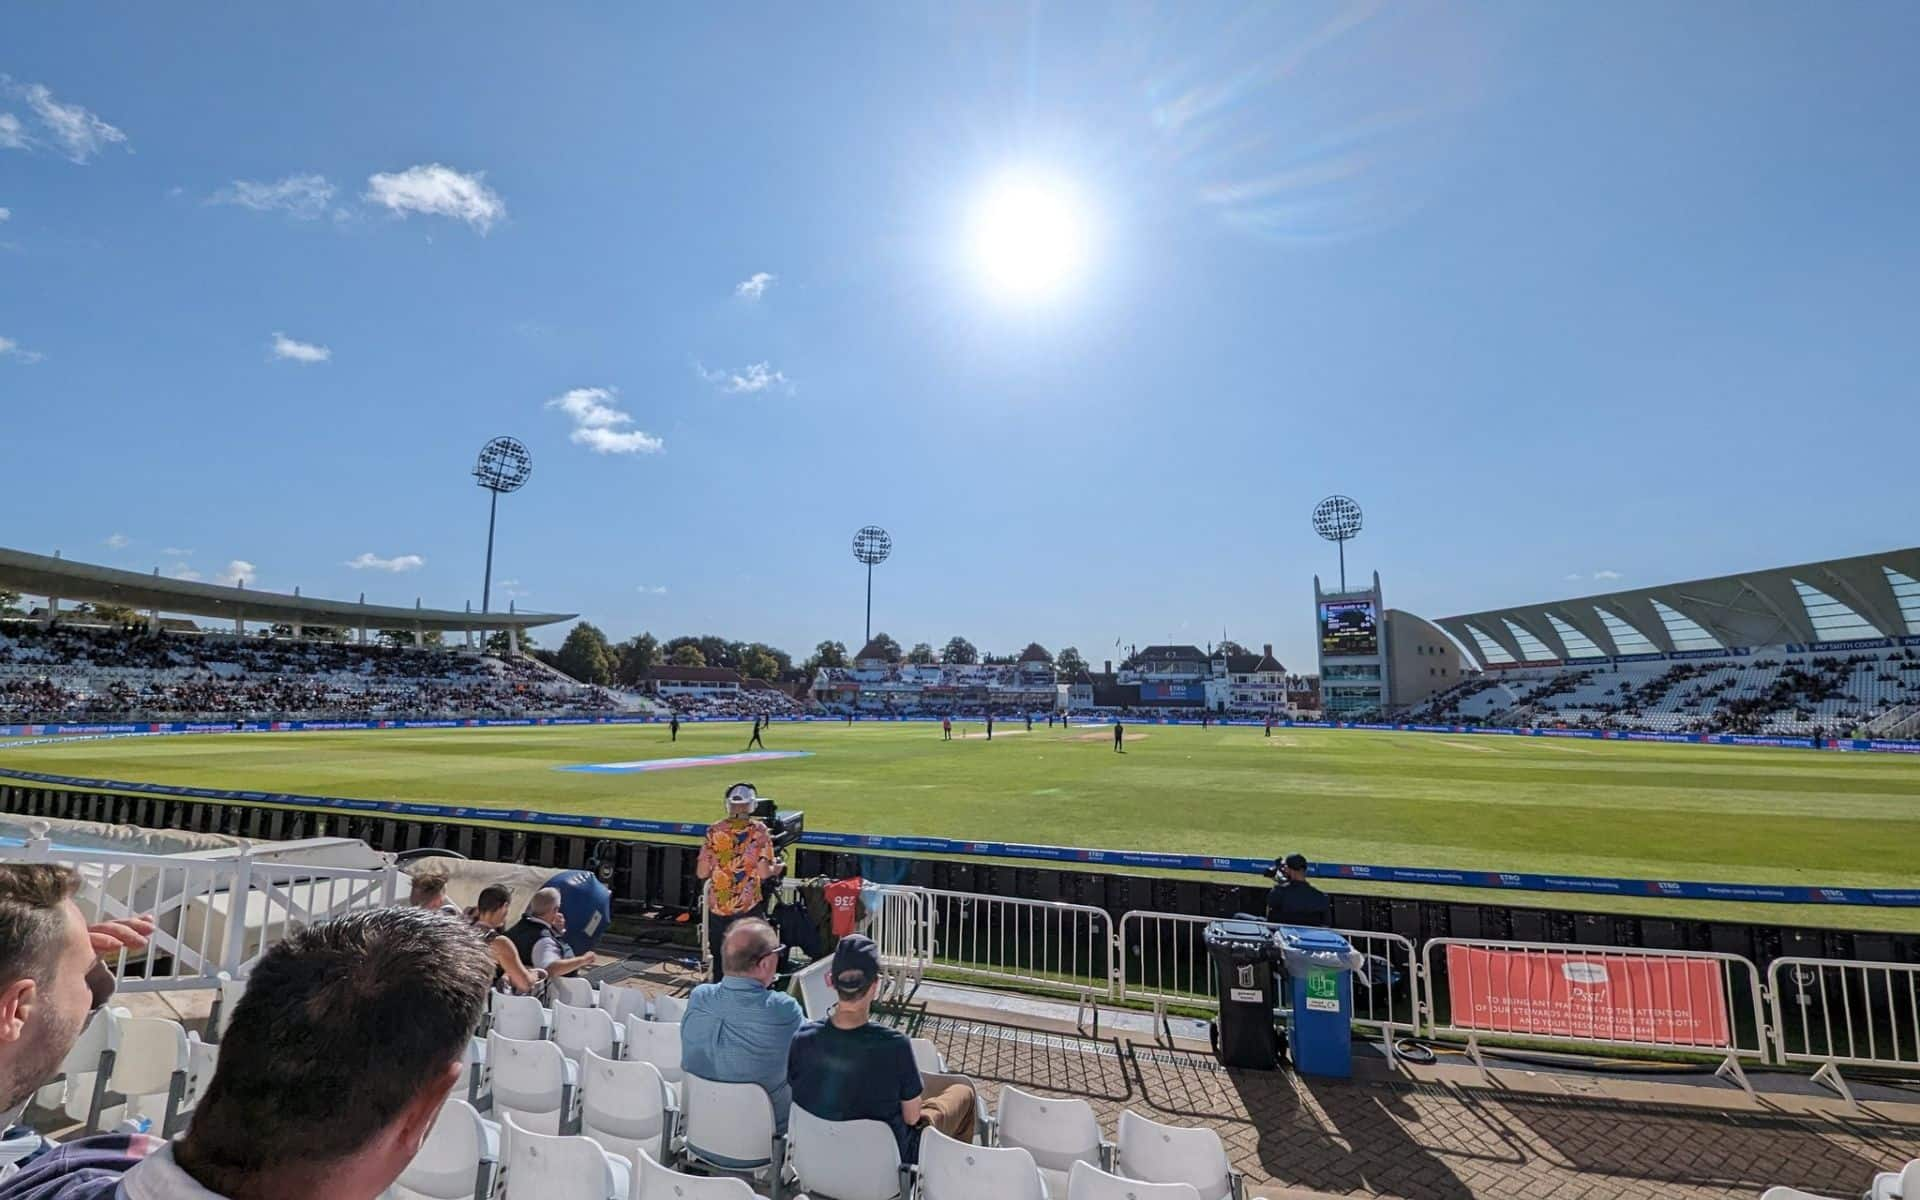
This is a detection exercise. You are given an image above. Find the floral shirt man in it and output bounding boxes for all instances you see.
[701,815,775,917]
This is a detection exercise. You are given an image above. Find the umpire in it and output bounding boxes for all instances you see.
[1263,852,1331,927]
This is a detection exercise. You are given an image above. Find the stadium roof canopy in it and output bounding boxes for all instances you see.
[1436,547,1920,668]
[0,545,574,634]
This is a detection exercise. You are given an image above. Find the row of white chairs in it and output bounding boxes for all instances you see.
[1761,1155,1919,1200]
[32,1006,218,1138]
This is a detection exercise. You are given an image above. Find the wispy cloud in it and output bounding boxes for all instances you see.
[168,565,203,582]
[365,164,504,233]
[1592,569,1622,582]
[271,332,330,364]
[1567,569,1624,584]
[162,547,193,558]
[734,271,776,300]
[209,173,335,220]
[216,560,256,587]
[346,552,424,573]
[1,79,127,164]
[0,335,43,364]
[545,386,664,455]
[104,533,130,550]
[697,361,791,395]
[0,207,10,222]
[637,584,668,595]
[1564,573,1583,583]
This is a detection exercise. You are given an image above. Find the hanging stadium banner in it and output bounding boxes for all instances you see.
[1444,945,1731,1047]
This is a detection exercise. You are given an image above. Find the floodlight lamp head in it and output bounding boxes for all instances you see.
[1311,494,1363,543]
[852,525,892,566]
[474,436,533,494]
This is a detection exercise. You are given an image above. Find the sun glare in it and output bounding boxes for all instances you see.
[968,173,1088,301]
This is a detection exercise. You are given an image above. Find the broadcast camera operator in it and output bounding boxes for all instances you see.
[1262,852,1330,927]
[697,783,785,982]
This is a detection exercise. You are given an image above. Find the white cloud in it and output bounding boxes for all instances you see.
[1564,573,1583,582]
[1592,569,1623,582]
[697,361,791,395]
[364,164,504,233]
[168,566,203,583]
[734,272,776,300]
[271,332,330,364]
[346,552,425,573]
[636,585,668,595]
[8,81,127,164]
[216,560,256,587]
[545,386,664,455]
[0,336,43,364]
[104,533,130,549]
[209,173,335,220]
[0,207,10,222]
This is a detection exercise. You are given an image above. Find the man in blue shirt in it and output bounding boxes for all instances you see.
[787,936,976,1164]
[680,918,804,1133]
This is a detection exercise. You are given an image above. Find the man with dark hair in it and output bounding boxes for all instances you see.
[681,918,803,1133]
[1,906,495,1199]
[746,715,765,750]
[787,936,975,1165]
[1263,853,1331,927]
[0,865,152,1184]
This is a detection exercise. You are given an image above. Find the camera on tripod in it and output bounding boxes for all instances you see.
[728,782,805,851]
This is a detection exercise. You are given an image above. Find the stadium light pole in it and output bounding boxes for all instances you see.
[1312,495,1364,592]
[474,436,533,614]
[851,525,892,645]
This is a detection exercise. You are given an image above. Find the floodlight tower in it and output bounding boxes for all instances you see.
[474,436,532,613]
[1311,494,1364,592]
[851,525,892,645]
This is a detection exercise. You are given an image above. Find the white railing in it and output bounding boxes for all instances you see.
[2,831,402,991]
[1768,956,1920,1102]
[1422,937,1769,1090]
[919,888,1113,1030]
[697,881,935,1005]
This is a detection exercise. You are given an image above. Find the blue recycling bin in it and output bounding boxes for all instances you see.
[1278,927,1355,1079]
[543,870,612,956]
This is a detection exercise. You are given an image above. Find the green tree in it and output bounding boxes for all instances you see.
[1217,640,1250,659]
[811,640,847,669]
[483,629,537,656]
[88,602,140,625]
[739,646,780,681]
[556,622,614,684]
[378,628,445,648]
[907,642,936,665]
[615,633,659,686]
[868,632,902,663]
[1056,646,1088,678]
[670,643,707,668]
[943,636,978,665]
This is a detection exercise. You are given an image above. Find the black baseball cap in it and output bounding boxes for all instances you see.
[1281,853,1309,872]
[831,934,882,996]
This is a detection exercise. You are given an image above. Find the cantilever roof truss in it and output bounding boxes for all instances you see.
[1436,547,1920,668]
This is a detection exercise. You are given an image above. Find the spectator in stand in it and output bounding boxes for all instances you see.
[787,935,976,1163]
[697,785,779,982]
[681,918,804,1133]
[506,888,595,985]
[407,868,459,917]
[466,884,543,995]
[0,907,494,1200]
[0,867,153,1184]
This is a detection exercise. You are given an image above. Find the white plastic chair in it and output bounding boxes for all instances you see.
[919,1125,1046,1200]
[180,1033,219,1115]
[493,992,556,1041]
[623,1014,684,1087]
[650,993,688,1024]
[552,976,598,1009]
[579,1050,676,1169]
[596,984,648,1026]
[387,1098,501,1200]
[995,1087,1112,1199]
[553,1002,625,1067]
[1758,1191,1845,1200]
[1067,1161,1201,1200]
[1113,1111,1241,1200]
[487,1032,579,1135]
[96,1015,192,1136]
[501,1114,632,1200]
[33,1006,118,1127]
[790,959,835,1022]
[629,1147,756,1200]
[210,971,249,1042]
[1869,1159,1920,1200]
[909,1038,946,1074]
[787,1104,908,1200]
[680,1074,784,1189]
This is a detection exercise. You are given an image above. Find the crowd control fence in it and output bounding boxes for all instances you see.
[1767,956,1920,1103]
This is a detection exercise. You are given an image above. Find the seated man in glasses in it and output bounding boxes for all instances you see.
[680,917,804,1134]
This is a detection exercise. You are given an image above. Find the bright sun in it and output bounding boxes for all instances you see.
[968,173,1087,301]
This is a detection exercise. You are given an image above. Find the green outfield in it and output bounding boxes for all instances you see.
[5,720,1918,930]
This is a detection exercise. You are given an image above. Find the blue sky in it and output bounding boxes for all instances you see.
[4,3,1918,671]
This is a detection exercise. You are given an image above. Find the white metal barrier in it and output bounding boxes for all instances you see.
[1422,937,1769,1089]
[697,880,936,1005]
[919,888,1113,1030]
[1768,956,1920,1102]
[2,832,403,991]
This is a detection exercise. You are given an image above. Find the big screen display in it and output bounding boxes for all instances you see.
[1319,600,1379,656]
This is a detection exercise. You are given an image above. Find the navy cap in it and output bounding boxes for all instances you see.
[1282,853,1309,872]
[831,934,882,995]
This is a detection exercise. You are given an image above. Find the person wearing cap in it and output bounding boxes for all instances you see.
[697,784,780,981]
[1264,853,1331,927]
[786,935,977,1163]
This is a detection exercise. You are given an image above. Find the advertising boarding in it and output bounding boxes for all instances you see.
[1444,945,1731,1047]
